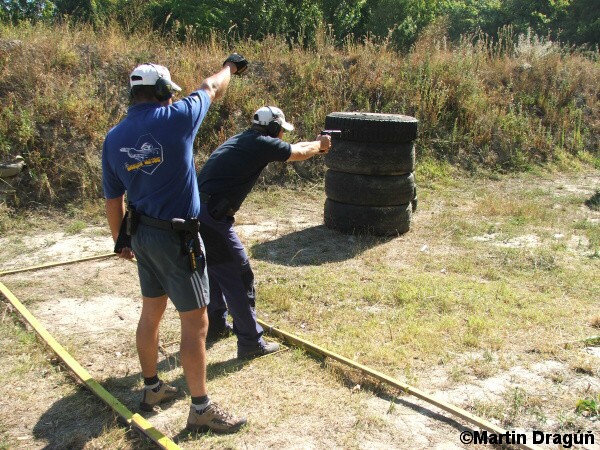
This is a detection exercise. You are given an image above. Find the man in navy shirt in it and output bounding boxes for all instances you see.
[198,106,331,359]
[102,57,247,434]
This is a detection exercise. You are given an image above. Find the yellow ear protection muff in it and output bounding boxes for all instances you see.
[266,106,283,137]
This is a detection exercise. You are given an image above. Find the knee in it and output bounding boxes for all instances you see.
[241,260,256,304]
[140,295,168,325]
[180,307,209,338]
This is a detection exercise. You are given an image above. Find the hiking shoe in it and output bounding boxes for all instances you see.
[186,403,247,434]
[206,323,234,343]
[139,382,179,412]
[237,340,280,360]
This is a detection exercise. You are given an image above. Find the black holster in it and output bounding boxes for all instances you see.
[186,222,205,274]
[172,217,204,273]
[126,204,140,236]
[208,197,235,221]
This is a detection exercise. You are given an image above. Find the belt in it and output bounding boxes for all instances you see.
[138,215,202,267]
[139,215,194,232]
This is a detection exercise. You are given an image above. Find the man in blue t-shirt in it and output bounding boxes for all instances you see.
[102,57,247,434]
[197,106,331,359]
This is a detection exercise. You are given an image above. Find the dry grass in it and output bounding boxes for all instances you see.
[0,21,598,208]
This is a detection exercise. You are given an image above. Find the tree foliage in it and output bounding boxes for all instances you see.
[0,0,54,23]
[321,0,372,42]
[222,0,324,46]
[1,0,598,48]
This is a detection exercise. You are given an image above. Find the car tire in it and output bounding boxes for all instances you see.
[325,170,415,206]
[324,199,412,236]
[325,140,415,175]
[325,112,418,143]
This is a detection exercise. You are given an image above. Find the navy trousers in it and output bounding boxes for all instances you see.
[199,205,264,346]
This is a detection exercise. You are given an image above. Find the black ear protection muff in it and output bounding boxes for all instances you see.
[130,63,176,101]
[155,77,174,102]
[149,63,175,102]
[266,106,282,137]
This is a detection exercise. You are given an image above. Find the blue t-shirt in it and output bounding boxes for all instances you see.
[102,90,211,220]
[198,129,292,213]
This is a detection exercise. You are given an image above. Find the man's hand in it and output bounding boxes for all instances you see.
[117,248,135,260]
[202,54,245,101]
[288,135,331,161]
[223,53,248,75]
[317,134,331,153]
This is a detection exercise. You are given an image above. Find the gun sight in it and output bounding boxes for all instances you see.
[321,129,342,137]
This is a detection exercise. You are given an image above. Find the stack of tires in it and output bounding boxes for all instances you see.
[323,112,418,236]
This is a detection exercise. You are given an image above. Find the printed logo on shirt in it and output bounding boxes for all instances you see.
[120,133,163,175]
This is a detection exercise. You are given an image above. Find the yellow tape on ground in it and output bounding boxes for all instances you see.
[0,253,115,276]
[0,281,180,450]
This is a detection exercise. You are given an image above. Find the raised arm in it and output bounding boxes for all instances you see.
[200,65,235,102]
[200,53,248,102]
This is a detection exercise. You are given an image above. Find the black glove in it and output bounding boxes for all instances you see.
[223,53,248,75]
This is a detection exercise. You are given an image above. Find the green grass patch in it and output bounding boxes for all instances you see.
[576,394,600,417]
[255,259,584,369]
[65,220,87,234]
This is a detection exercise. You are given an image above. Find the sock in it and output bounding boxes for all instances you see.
[144,375,160,391]
[191,395,211,412]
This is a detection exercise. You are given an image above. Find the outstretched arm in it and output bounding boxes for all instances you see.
[287,135,331,162]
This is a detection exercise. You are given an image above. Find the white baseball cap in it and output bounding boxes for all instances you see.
[252,106,294,131]
[129,63,182,92]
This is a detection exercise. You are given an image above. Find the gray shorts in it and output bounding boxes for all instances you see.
[132,223,209,312]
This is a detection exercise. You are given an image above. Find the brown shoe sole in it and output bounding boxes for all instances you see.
[139,389,179,412]
[186,420,246,434]
[139,401,155,412]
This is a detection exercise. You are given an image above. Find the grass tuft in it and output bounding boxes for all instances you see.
[576,394,600,417]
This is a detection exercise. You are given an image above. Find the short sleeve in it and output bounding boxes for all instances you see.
[259,135,292,163]
[101,138,125,199]
[173,89,212,137]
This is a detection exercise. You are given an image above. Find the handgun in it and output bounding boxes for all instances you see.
[114,212,131,253]
[319,130,342,153]
[321,129,342,137]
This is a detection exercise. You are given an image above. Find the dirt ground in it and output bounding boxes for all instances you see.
[1,171,599,449]
[1,258,483,450]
